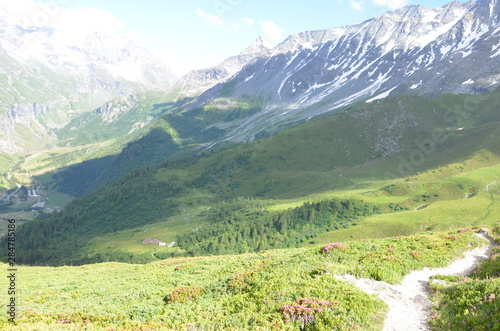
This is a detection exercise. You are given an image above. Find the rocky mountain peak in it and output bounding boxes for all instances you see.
[240,35,273,55]
[174,35,273,97]
[0,4,177,89]
[273,27,346,55]
[473,0,500,23]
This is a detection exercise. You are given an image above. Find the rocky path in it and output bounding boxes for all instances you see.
[336,232,496,331]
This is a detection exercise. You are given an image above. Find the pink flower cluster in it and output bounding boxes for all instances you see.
[485,293,496,303]
[322,242,347,253]
[279,298,337,324]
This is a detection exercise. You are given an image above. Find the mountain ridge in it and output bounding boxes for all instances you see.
[1,0,499,205]
[183,0,499,142]
[2,0,498,159]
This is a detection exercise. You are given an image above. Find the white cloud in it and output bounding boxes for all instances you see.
[350,0,364,11]
[159,49,223,76]
[1,0,124,32]
[197,8,225,27]
[241,17,255,27]
[57,8,124,33]
[125,31,146,43]
[234,18,254,31]
[259,20,283,41]
[0,0,130,46]
[372,0,410,10]
[51,7,125,44]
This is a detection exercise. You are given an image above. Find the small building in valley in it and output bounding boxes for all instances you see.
[143,238,167,246]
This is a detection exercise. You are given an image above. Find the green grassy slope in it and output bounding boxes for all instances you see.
[47,94,265,198]
[2,91,499,265]
[1,91,178,192]
[0,230,486,330]
[186,91,499,199]
[303,155,500,245]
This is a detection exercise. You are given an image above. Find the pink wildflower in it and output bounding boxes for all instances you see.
[322,242,347,253]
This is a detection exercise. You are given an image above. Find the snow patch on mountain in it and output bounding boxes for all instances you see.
[366,86,398,103]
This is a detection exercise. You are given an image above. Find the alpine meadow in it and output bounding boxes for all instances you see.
[0,0,499,330]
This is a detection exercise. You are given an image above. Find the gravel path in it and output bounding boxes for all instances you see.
[336,232,495,331]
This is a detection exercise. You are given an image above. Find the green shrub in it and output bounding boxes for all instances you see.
[429,279,500,330]
[227,271,255,293]
[164,286,204,304]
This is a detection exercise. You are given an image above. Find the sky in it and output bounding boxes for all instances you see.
[5,0,472,75]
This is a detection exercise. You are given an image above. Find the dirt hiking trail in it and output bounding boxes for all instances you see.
[336,232,496,331]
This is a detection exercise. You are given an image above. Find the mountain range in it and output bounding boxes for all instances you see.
[0,0,500,226]
[1,0,499,160]
[0,3,177,155]
[184,0,500,142]
[0,2,499,330]
[173,35,273,97]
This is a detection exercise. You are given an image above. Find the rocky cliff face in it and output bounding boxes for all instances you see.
[93,95,138,123]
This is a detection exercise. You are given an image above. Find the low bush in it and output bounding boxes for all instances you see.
[279,298,337,330]
[164,286,204,304]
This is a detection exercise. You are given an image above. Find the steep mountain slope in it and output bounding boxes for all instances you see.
[187,0,500,142]
[4,1,498,182]
[2,0,499,266]
[0,4,177,157]
[51,92,265,197]
[45,0,500,198]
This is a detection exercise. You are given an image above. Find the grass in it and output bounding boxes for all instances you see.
[20,140,121,177]
[0,80,498,329]
[85,206,208,256]
[50,148,498,261]
[306,189,498,245]
[0,153,18,189]
[302,153,500,246]
[3,91,500,265]
[0,230,484,330]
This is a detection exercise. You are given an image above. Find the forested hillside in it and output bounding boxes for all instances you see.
[2,91,499,266]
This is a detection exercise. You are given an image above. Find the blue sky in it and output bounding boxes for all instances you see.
[27,0,472,75]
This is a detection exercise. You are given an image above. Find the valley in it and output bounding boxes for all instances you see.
[3,90,499,265]
[0,0,499,329]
